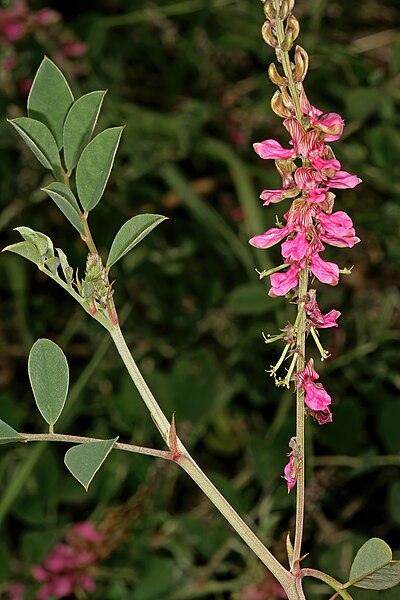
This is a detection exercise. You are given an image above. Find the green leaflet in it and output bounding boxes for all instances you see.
[28,56,74,150]
[28,339,69,428]
[63,90,107,171]
[106,214,167,268]
[64,438,118,491]
[76,126,124,212]
[9,117,62,181]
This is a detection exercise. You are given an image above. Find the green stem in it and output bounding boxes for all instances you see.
[109,325,300,595]
[19,432,172,460]
[300,568,353,600]
[292,266,308,566]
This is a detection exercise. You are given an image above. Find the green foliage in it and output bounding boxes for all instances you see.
[76,126,124,211]
[0,419,23,445]
[63,90,107,171]
[41,182,84,234]
[64,438,118,491]
[8,117,62,180]
[28,56,74,149]
[348,538,400,590]
[107,214,168,268]
[28,339,69,427]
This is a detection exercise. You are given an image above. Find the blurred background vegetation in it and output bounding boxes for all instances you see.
[0,0,400,598]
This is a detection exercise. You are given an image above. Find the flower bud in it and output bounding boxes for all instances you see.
[263,0,276,21]
[268,62,287,86]
[262,21,278,47]
[286,14,300,43]
[279,0,292,20]
[271,90,293,117]
[293,45,309,82]
[281,87,295,112]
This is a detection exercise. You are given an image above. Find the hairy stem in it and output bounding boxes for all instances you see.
[19,432,173,461]
[300,568,353,600]
[293,266,308,566]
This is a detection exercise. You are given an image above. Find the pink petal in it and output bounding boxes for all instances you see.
[313,112,344,141]
[314,408,333,425]
[253,139,295,160]
[304,382,331,411]
[296,358,319,387]
[327,170,361,189]
[283,455,299,493]
[319,309,341,328]
[281,232,309,261]
[249,225,289,249]
[269,264,299,297]
[310,254,339,285]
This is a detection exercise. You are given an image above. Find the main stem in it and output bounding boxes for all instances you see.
[109,324,303,597]
[293,266,308,565]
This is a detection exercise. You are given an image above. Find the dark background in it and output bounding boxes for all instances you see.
[0,0,400,598]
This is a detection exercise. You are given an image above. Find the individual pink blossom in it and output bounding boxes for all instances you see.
[310,253,339,285]
[33,8,60,26]
[296,359,331,414]
[281,231,309,261]
[249,225,289,249]
[269,264,299,297]
[284,118,324,157]
[253,139,295,160]
[305,290,341,329]
[318,210,360,248]
[327,170,361,189]
[283,453,300,493]
[69,521,105,543]
[299,88,344,141]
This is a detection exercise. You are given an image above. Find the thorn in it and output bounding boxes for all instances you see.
[169,413,181,462]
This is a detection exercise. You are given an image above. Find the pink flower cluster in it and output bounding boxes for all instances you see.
[32,521,104,599]
[250,86,360,298]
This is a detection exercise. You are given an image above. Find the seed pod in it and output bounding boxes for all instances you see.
[268,63,288,86]
[293,45,309,82]
[271,90,293,118]
[286,14,300,42]
[262,21,278,47]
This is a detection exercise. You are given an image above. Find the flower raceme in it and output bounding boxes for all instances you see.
[251,31,360,492]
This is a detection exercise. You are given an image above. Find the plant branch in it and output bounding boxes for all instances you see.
[300,568,353,600]
[108,324,302,596]
[20,432,173,461]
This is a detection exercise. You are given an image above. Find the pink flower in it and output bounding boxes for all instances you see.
[296,359,331,413]
[284,118,323,157]
[253,139,295,160]
[305,290,341,329]
[1,20,25,41]
[249,225,289,249]
[61,41,88,57]
[318,211,360,248]
[269,264,299,297]
[260,185,299,206]
[281,231,309,261]
[312,408,333,424]
[283,453,300,493]
[70,521,105,543]
[327,170,361,189]
[299,89,344,141]
[310,253,339,285]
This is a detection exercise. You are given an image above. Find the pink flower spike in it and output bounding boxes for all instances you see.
[281,232,309,261]
[269,264,299,297]
[283,454,300,493]
[253,139,295,160]
[249,225,289,249]
[310,254,339,285]
[327,170,361,189]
